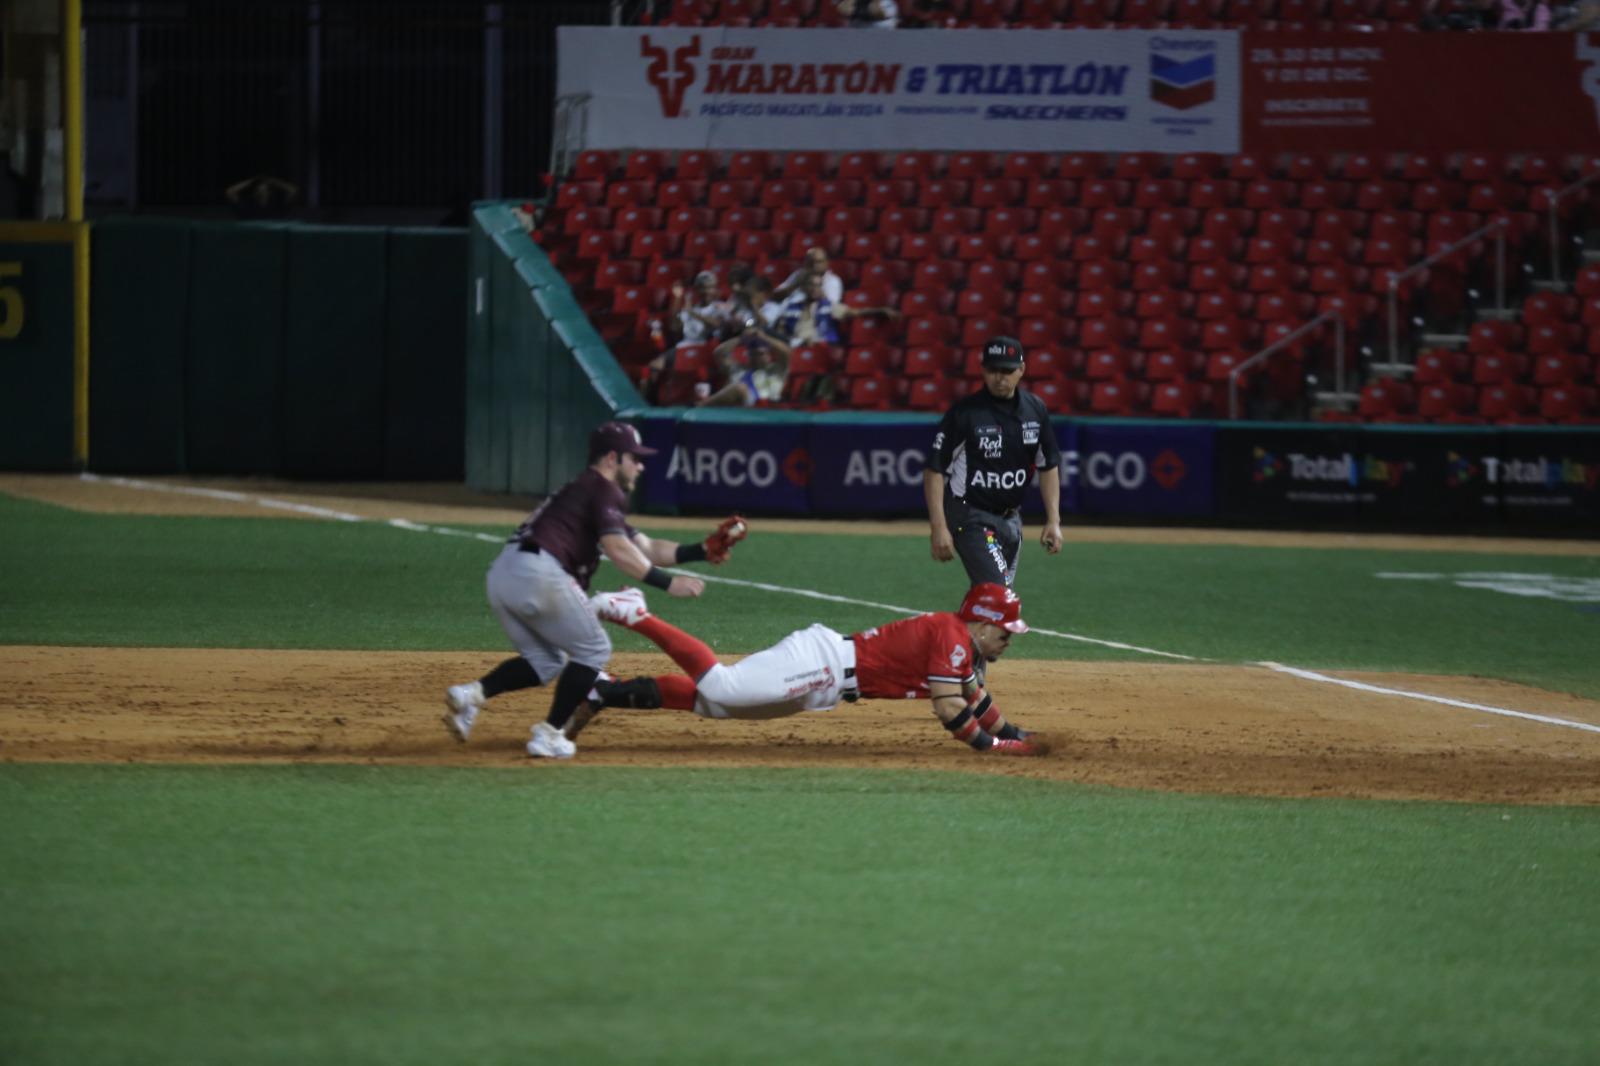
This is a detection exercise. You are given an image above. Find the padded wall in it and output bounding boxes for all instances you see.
[283,226,388,478]
[385,228,468,479]
[89,220,192,472]
[184,223,288,474]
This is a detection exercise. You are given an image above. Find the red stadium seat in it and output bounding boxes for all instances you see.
[832,150,883,179]
[1149,379,1205,418]
[1089,379,1139,415]
[1477,383,1535,422]
[1539,384,1598,423]
[907,376,960,411]
[1358,379,1415,421]
[1413,349,1467,384]
[1416,381,1475,421]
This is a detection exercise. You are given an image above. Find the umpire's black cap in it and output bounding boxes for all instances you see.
[589,421,657,461]
[980,335,1025,370]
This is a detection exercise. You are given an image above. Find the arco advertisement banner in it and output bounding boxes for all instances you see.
[633,415,1216,518]
[558,26,1600,154]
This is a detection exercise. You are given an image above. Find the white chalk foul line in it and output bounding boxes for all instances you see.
[82,473,365,522]
[1259,662,1600,736]
[656,569,1199,660]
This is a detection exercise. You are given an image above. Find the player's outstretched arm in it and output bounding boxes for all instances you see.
[601,532,703,598]
[962,682,1031,741]
[931,681,1040,755]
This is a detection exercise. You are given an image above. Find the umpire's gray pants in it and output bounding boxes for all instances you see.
[485,544,611,683]
[946,499,1023,588]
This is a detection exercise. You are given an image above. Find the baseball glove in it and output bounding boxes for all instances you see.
[703,515,748,564]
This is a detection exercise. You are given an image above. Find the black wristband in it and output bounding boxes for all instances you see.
[675,542,708,564]
[643,566,673,591]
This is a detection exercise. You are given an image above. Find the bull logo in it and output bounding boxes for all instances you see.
[641,33,700,117]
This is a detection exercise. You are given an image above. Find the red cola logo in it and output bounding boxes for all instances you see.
[641,33,700,117]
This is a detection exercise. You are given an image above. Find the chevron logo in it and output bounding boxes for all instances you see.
[1150,52,1215,111]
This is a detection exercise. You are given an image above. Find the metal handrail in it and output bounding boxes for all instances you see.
[549,93,592,181]
[1228,310,1345,420]
[1542,168,1600,285]
[1385,216,1508,365]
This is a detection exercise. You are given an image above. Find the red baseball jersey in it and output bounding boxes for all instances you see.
[850,612,977,700]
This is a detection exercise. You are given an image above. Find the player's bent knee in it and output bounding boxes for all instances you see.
[694,663,737,705]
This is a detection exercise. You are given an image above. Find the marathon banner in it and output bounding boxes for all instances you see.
[559,27,1242,152]
[1241,31,1600,153]
[559,27,1600,154]
[632,414,1217,518]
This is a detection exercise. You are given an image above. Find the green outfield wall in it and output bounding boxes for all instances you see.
[0,224,85,471]
[86,219,466,479]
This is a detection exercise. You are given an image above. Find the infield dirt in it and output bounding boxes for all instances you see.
[4,474,1599,805]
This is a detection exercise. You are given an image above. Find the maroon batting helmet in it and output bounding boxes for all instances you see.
[958,582,1028,634]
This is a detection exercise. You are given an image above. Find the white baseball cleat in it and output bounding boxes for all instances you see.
[591,587,650,626]
[527,721,577,759]
[442,681,485,742]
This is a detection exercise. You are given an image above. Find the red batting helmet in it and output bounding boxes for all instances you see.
[958,582,1028,634]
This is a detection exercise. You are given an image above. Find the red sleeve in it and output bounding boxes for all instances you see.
[926,613,977,688]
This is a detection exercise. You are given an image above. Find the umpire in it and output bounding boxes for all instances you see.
[924,335,1063,587]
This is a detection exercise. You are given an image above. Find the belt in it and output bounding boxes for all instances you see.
[841,636,859,702]
[515,541,541,554]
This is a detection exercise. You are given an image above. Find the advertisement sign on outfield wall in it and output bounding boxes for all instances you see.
[559,27,1242,152]
[635,416,1217,519]
[1493,431,1600,527]
[1070,423,1215,517]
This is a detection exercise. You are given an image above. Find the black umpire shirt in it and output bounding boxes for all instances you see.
[928,387,1062,515]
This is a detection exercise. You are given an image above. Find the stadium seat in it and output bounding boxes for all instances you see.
[1089,379,1139,415]
[1143,349,1199,381]
[1527,323,1582,356]
[907,376,959,411]
[1477,383,1535,421]
[812,179,863,208]
[1149,379,1204,418]
[903,345,956,378]
[1416,381,1475,421]
[1467,320,1524,355]
[1539,384,1598,423]
[1358,379,1415,421]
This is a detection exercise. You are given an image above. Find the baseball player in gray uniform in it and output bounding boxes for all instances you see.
[442,421,745,758]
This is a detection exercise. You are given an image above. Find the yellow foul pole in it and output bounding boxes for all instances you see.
[63,0,89,465]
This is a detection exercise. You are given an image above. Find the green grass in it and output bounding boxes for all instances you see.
[2,764,1597,1066]
[4,486,1600,1062]
[2,491,1597,696]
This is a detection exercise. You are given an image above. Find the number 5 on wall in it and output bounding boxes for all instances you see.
[0,261,22,340]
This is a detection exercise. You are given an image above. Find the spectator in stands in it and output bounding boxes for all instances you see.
[1556,1,1600,26]
[837,0,900,26]
[641,270,734,404]
[1498,0,1552,27]
[226,174,298,219]
[667,270,729,346]
[773,247,845,305]
[775,272,899,347]
[726,271,783,333]
[699,317,794,408]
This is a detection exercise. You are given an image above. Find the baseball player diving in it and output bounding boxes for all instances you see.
[566,582,1044,756]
